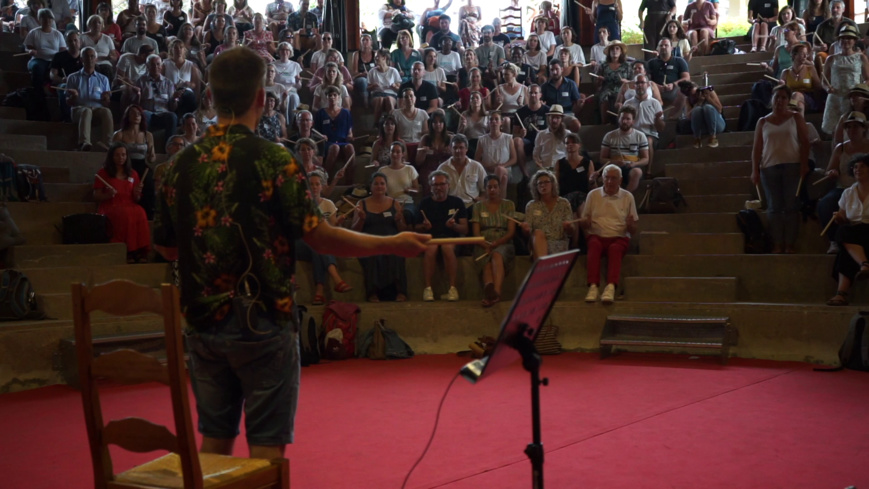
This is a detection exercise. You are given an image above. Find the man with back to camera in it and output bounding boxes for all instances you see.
[153,46,429,460]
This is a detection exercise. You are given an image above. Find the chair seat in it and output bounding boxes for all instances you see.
[115,453,273,488]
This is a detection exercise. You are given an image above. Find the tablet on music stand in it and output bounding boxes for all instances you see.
[460,249,580,384]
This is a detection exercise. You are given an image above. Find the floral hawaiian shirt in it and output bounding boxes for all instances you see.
[154,123,321,329]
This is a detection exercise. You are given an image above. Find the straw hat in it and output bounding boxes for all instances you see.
[844,111,868,127]
[838,24,859,39]
[849,83,869,98]
[547,104,564,116]
[603,40,628,57]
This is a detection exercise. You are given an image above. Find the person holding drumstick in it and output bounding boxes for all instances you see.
[415,170,468,302]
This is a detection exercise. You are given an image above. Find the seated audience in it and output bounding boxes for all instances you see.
[296,169,353,305]
[579,164,638,304]
[595,40,632,123]
[520,169,574,258]
[471,175,516,307]
[679,80,725,148]
[81,14,118,80]
[415,170,468,302]
[371,113,403,167]
[121,17,159,55]
[93,143,151,263]
[312,62,351,110]
[379,141,420,219]
[683,0,717,56]
[133,54,180,139]
[819,112,869,254]
[647,38,690,118]
[391,29,421,83]
[179,112,200,145]
[244,12,275,61]
[533,105,570,170]
[415,110,453,195]
[475,111,516,198]
[163,39,202,117]
[350,34,376,108]
[659,19,693,61]
[780,42,822,113]
[352,172,409,302]
[314,85,355,182]
[826,154,869,306]
[368,48,402,125]
[437,134,487,205]
[393,88,429,157]
[457,90,488,157]
[821,24,869,135]
[67,47,113,152]
[24,8,66,92]
[113,105,157,219]
[599,106,649,192]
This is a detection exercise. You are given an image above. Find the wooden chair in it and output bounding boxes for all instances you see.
[73,280,290,489]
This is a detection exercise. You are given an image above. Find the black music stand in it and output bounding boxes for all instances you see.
[460,250,580,489]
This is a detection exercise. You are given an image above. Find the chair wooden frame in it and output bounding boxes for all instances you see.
[73,280,289,489]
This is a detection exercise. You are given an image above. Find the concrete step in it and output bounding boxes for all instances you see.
[9,243,128,268]
[43,182,94,202]
[675,131,754,148]
[0,149,106,183]
[691,72,764,86]
[678,177,751,196]
[1,298,857,392]
[0,120,79,151]
[638,232,744,255]
[7,202,100,245]
[677,194,751,213]
[622,254,846,304]
[637,213,739,234]
[0,106,27,120]
[667,160,751,179]
[690,51,772,72]
[0,32,22,52]
[693,82,754,96]
[656,145,751,165]
[23,263,169,295]
[1,70,30,95]
[623,276,738,303]
[0,135,48,151]
[700,63,766,76]
[0,51,30,72]
[39,167,71,183]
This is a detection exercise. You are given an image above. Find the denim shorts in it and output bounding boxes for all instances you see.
[185,312,300,446]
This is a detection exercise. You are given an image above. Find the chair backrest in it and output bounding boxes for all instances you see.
[72,280,203,489]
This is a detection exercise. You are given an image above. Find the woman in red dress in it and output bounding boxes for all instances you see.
[93,143,151,263]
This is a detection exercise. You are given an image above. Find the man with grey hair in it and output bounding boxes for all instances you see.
[415,170,468,302]
[133,54,179,139]
[66,46,112,151]
[437,134,487,205]
[814,0,856,52]
[578,164,638,304]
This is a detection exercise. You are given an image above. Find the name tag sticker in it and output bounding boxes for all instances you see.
[803,78,811,84]
[323,120,330,124]
[128,177,134,183]
[667,65,674,70]
[448,208,457,215]
[420,96,427,101]
[383,211,392,217]
[481,211,490,218]
[764,3,770,6]
[576,167,586,173]
[534,210,542,216]
[519,71,525,76]
[630,144,639,152]
[561,92,568,97]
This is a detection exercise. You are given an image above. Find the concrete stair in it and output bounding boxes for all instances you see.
[0,120,79,151]
[0,106,26,120]
[637,213,738,234]
[623,276,738,303]
[7,202,99,245]
[667,160,751,179]
[638,232,744,255]
[9,243,128,268]
[677,176,752,195]
[0,135,47,151]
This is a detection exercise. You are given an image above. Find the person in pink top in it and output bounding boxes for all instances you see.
[683,0,717,55]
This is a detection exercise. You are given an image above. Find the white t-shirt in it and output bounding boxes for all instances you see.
[311,50,344,71]
[422,67,445,88]
[623,96,663,139]
[273,59,302,89]
[24,27,67,61]
[392,108,428,143]
[590,43,606,64]
[538,31,556,54]
[436,51,462,75]
[559,43,586,65]
[379,165,419,204]
[581,187,639,238]
[81,34,115,64]
[116,53,148,84]
[477,133,513,166]
[368,67,401,96]
[437,157,488,205]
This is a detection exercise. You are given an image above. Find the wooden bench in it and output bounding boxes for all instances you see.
[599,315,737,364]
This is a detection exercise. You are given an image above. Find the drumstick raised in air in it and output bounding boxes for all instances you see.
[763,74,781,84]
[641,48,657,54]
[140,167,150,181]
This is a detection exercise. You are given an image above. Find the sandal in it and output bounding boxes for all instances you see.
[395,293,407,302]
[312,294,325,306]
[334,280,353,293]
[483,282,497,302]
[857,262,869,281]
[368,294,380,303]
[826,291,849,306]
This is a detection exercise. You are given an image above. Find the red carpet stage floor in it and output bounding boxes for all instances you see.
[2,353,868,488]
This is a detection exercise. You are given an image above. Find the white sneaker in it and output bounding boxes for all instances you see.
[423,287,434,301]
[585,284,599,303]
[827,242,839,254]
[600,284,616,304]
[441,286,459,301]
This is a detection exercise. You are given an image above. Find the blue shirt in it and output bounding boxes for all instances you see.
[67,69,110,108]
[541,77,582,113]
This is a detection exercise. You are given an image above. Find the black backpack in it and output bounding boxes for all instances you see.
[737,99,770,132]
[736,209,771,253]
[710,39,736,55]
[0,270,45,321]
[638,177,686,214]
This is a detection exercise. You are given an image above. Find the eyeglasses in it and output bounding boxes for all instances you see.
[536,180,552,186]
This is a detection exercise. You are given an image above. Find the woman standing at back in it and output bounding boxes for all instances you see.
[751,85,810,254]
